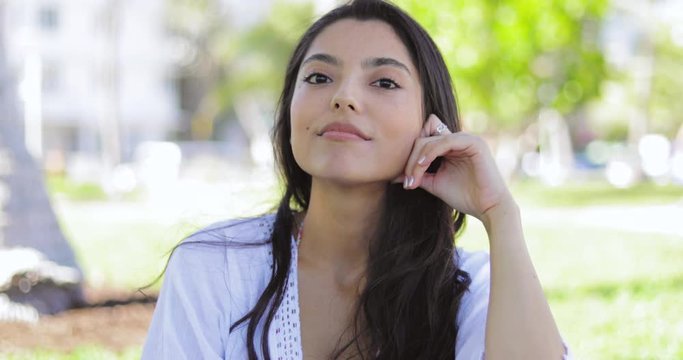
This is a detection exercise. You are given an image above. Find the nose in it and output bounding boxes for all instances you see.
[330,82,360,112]
[332,99,356,111]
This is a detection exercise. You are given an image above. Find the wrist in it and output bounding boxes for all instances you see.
[481,195,520,231]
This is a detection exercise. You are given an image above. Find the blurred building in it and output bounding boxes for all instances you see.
[1,0,338,180]
[2,0,179,175]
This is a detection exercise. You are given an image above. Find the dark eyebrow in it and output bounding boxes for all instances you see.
[362,57,411,75]
[302,54,411,76]
[302,53,340,67]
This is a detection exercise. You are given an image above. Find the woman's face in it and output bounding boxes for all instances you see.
[290,19,423,186]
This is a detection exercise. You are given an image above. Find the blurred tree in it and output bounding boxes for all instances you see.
[165,0,315,145]
[214,1,315,152]
[395,0,608,132]
[0,3,84,317]
[214,1,315,109]
[648,19,683,138]
[165,0,233,140]
[587,1,682,144]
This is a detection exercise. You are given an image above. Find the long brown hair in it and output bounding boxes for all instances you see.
[230,1,472,359]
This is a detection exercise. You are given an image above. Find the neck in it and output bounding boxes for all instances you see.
[298,179,386,273]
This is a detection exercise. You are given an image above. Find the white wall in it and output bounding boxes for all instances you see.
[2,0,180,162]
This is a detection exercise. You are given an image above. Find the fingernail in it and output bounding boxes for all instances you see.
[417,155,426,165]
[408,176,415,188]
[403,177,409,189]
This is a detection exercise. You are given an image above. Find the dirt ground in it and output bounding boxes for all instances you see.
[0,287,157,354]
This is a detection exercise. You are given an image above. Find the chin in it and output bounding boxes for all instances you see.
[309,168,396,188]
[296,153,403,186]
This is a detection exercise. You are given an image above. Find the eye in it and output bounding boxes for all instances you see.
[371,78,401,89]
[303,73,331,84]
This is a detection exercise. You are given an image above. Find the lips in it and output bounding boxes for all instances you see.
[318,122,371,141]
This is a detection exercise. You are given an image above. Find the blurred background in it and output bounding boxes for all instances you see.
[0,0,681,358]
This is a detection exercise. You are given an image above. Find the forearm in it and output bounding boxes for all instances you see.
[482,200,563,359]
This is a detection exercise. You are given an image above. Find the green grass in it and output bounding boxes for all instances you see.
[511,179,683,207]
[456,205,683,359]
[525,227,683,359]
[46,175,108,202]
[33,180,683,359]
[55,205,217,292]
[1,346,141,359]
[457,186,683,359]
[54,182,280,292]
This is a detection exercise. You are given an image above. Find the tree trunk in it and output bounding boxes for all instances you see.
[0,2,84,319]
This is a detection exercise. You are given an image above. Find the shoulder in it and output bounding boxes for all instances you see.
[158,214,277,315]
[167,214,277,278]
[185,213,277,246]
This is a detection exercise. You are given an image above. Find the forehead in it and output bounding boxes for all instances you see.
[305,19,416,70]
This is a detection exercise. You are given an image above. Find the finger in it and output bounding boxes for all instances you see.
[424,114,453,137]
[407,133,484,189]
[404,116,456,189]
[403,136,440,189]
[404,115,452,189]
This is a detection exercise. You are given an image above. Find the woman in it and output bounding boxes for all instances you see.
[143,0,572,359]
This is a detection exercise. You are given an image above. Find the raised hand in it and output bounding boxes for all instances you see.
[397,114,515,223]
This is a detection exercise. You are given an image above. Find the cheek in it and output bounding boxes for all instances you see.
[289,90,319,170]
[289,90,311,141]
[290,89,304,128]
[380,99,423,139]
[373,126,420,174]
[290,86,323,127]
[380,100,423,163]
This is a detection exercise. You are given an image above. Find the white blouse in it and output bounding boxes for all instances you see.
[142,214,572,359]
